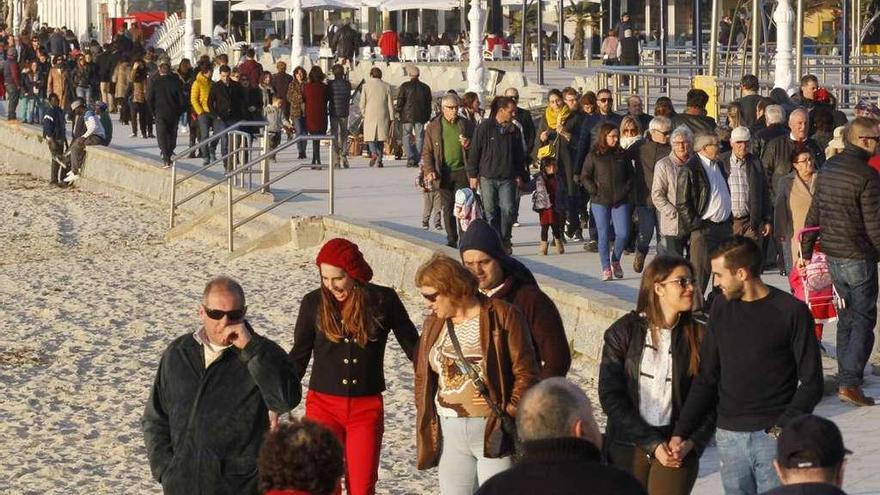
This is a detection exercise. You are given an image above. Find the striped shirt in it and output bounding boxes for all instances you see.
[728,155,750,218]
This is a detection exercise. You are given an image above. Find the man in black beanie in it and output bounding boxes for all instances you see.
[459,219,571,378]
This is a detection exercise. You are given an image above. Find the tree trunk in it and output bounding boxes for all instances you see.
[572,25,585,60]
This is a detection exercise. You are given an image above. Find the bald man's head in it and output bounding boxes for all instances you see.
[516,378,602,448]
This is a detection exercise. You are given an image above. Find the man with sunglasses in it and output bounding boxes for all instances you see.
[143,276,301,495]
[801,117,880,408]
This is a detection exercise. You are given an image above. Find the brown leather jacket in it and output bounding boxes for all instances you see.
[414,296,539,470]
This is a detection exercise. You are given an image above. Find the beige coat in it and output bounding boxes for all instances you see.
[46,67,68,109]
[775,172,816,271]
[112,62,132,99]
[360,77,394,142]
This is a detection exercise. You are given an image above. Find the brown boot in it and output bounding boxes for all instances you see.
[838,386,875,407]
[539,241,548,255]
[554,238,564,254]
[633,252,646,273]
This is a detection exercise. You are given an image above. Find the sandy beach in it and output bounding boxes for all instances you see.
[0,167,601,494]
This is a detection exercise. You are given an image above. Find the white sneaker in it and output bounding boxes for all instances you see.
[513,222,521,227]
[129,133,137,138]
[63,171,79,183]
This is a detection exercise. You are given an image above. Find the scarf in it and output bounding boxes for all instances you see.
[544,104,570,129]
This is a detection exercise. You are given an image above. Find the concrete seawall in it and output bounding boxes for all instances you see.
[1,120,631,375]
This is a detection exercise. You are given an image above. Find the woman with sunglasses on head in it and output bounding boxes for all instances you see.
[289,238,419,495]
[414,253,539,495]
[598,256,714,495]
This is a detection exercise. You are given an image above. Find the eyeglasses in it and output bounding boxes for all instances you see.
[860,135,880,142]
[794,158,814,164]
[598,98,612,102]
[658,277,696,289]
[653,130,672,136]
[421,291,439,302]
[203,305,247,321]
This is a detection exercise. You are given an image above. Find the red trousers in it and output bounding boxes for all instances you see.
[305,390,384,495]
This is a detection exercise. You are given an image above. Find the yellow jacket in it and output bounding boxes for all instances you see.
[191,72,211,115]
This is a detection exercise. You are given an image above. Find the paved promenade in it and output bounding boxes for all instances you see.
[9,92,880,494]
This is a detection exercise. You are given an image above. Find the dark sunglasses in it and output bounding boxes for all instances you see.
[654,130,672,136]
[658,277,695,289]
[203,305,247,321]
[598,97,612,102]
[421,291,439,302]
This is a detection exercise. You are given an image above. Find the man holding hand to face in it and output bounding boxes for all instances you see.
[142,276,301,495]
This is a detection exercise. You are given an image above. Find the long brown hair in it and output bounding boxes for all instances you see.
[317,280,377,347]
[636,256,704,375]
[592,122,621,156]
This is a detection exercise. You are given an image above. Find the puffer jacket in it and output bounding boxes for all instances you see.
[581,149,633,207]
[190,71,211,116]
[802,145,880,261]
[327,78,351,119]
[414,296,540,470]
[599,312,716,458]
[632,139,671,207]
[675,154,727,234]
[395,78,432,124]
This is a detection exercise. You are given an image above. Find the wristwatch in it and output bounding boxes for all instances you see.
[766,426,783,440]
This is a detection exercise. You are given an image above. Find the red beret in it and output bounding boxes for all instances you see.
[315,238,373,284]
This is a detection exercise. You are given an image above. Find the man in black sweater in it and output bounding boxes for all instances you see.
[672,236,823,495]
[147,62,185,168]
[475,378,646,495]
[802,117,880,408]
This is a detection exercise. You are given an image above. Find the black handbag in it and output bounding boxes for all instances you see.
[444,319,520,459]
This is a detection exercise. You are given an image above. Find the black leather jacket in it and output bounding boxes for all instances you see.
[395,78,432,123]
[598,312,716,457]
[675,154,727,234]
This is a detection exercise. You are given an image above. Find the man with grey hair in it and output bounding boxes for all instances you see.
[761,107,825,196]
[475,378,646,495]
[395,64,433,168]
[719,126,772,242]
[143,276,301,494]
[629,115,672,272]
[679,132,733,299]
[652,125,694,257]
[422,93,476,247]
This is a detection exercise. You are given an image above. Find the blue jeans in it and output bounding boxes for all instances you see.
[401,121,425,165]
[828,256,879,386]
[591,203,631,271]
[480,177,517,243]
[212,117,228,168]
[635,206,659,255]
[438,416,511,495]
[715,428,780,495]
[293,116,307,156]
[17,95,33,122]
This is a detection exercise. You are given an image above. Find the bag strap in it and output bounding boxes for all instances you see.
[445,319,507,421]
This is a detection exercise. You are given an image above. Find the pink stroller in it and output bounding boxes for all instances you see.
[789,227,838,341]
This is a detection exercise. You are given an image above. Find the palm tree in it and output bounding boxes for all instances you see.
[505,1,538,60]
[565,0,601,61]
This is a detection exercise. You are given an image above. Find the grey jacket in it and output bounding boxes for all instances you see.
[651,151,689,237]
[142,325,301,495]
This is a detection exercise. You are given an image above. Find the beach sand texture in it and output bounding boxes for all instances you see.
[0,168,601,494]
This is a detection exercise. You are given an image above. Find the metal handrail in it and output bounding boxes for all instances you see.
[171,120,266,162]
[224,134,335,251]
[169,120,269,229]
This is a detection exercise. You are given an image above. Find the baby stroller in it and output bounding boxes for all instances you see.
[789,227,839,344]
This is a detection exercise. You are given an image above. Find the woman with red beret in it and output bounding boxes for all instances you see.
[290,238,419,495]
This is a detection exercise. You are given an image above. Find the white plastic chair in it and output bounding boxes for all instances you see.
[401,45,418,62]
[453,45,464,61]
[428,45,442,62]
[360,46,373,61]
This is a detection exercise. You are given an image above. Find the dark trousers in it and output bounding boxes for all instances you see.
[69,134,104,175]
[690,219,734,300]
[116,97,130,124]
[540,222,563,241]
[828,257,879,387]
[155,114,179,162]
[48,138,64,183]
[438,169,470,247]
[658,235,687,257]
[131,101,151,136]
[197,113,213,162]
[566,188,582,236]
[608,442,699,495]
[6,84,19,119]
[636,206,659,255]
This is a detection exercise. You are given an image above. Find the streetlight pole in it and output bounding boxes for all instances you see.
[795,0,804,82]
[751,0,759,76]
[694,0,702,71]
[290,0,304,66]
[467,0,488,97]
[773,0,795,94]
[537,0,544,84]
[708,0,720,76]
[184,0,194,62]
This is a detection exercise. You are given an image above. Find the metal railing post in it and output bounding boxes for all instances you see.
[227,175,234,252]
[169,161,178,228]
[328,138,335,215]
[261,127,270,193]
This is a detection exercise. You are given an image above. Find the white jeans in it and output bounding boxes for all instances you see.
[438,416,511,495]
